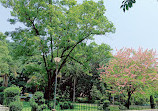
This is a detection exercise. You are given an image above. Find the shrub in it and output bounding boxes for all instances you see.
[135,98,146,105]
[40,104,48,110]
[103,100,110,111]
[0,86,6,104]
[114,101,120,105]
[48,101,54,110]
[77,97,88,103]
[24,97,30,101]
[9,101,23,111]
[60,101,74,110]
[48,100,59,110]
[119,104,127,110]
[3,86,21,106]
[30,91,47,111]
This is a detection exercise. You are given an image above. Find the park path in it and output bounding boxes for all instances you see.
[0,105,9,111]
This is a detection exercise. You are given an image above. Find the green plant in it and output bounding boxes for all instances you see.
[30,91,47,111]
[114,101,120,105]
[25,97,30,102]
[119,104,127,110]
[0,86,6,104]
[9,101,23,111]
[77,97,88,103]
[103,100,110,111]
[3,86,21,105]
[48,101,54,110]
[60,101,74,110]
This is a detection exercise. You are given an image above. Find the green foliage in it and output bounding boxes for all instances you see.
[30,91,47,111]
[9,101,23,111]
[0,33,11,75]
[3,86,21,105]
[60,101,74,110]
[103,100,110,111]
[121,0,136,12]
[77,97,88,103]
[0,86,6,104]
[119,104,127,110]
[0,0,115,99]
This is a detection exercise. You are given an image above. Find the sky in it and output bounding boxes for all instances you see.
[0,0,158,53]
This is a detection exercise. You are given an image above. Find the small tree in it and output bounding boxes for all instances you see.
[3,86,21,105]
[30,91,47,111]
[99,48,158,109]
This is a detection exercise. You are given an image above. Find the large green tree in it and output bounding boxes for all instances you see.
[1,0,115,98]
[59,42,112,102]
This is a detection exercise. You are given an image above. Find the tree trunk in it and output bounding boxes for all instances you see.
[150,95,155,109]
[113,95,115,105]
[125,92,131,109]
[45,70,53,100]
[2,74,8,87]
[73,77,76,102]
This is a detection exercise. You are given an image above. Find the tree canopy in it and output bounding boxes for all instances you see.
[99,48,158,109]
[1,0,115,98]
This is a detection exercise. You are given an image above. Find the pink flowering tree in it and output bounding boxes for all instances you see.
[99,48,158,109]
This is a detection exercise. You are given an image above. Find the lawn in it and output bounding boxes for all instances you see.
[23,102,158,111]
[22,102,102,111]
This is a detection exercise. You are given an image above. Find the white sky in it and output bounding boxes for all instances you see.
[0,0,158,53]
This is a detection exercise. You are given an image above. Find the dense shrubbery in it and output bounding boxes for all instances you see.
[0,86,6,104]
[9,101,23,111]
[103,100,110,111]
[30,91,47,111]
[60,101,74,110]
[119,104,127,110]
[77,97,89,103]
[3,86,21,105]
[3,86,23,111]
[97,99,110,111]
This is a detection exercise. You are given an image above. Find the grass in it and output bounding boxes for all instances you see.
[22,102,158,111]
[22,102,102,111]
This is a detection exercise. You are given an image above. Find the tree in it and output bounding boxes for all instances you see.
[58,42,112,102]
[99,48,158,109]
[1,0,115,99]
[0,32,12,87]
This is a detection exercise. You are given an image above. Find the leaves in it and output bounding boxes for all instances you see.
[121,0,136,12]
[99,48,158,96]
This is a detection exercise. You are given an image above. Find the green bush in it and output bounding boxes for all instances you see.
[77,97,88,103]
[48,100,59,110]
[30,91,47,111]
[60,101,74,110]
[3,86,21,106]
[40,104,48,110]
[103,100,110,111]
[135,98,146,105]
[119,104,127,110]
[9,101,23,111]
[48,101,54,110]
[114,101,120,105]
[0,86,6,104]
[24,97,30,101]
